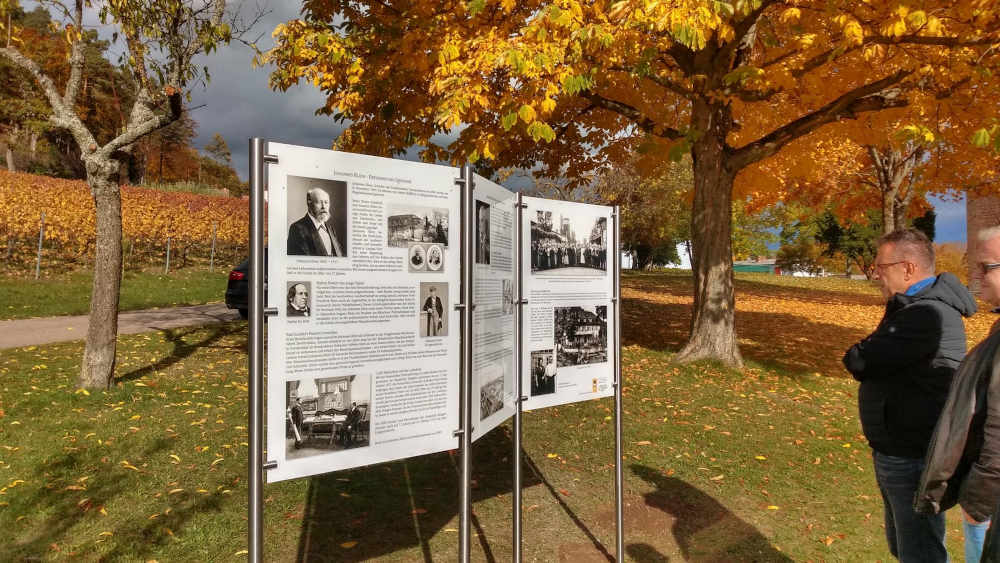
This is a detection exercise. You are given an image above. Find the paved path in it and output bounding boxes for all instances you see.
[0,303,242,350]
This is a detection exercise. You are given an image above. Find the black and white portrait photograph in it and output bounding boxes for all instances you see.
[286,375,371,459]
[530,210,607,275]
[419,282,448,337]
[554,305,608,367]
[386,203,449,248]
[427,244,444,272]
[480,375,504,420]
[407,243,445,273]
[286,281,311,318]
[286,176,348,257]
[502,279,514,314]
[530,349,556,396]
[476,200,490,265]
[408,243,426,272]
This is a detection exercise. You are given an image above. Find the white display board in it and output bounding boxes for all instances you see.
[470,175,518,442]
[519,196,616,411]
[265,143,461,483]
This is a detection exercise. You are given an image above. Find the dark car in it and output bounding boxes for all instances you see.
[225,252,267,319]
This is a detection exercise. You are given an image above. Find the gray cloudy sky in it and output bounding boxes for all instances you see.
[187,3,339,182]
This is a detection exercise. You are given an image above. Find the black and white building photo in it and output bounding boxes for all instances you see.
[554,305,608,367]
[386,203,449,248]
[286,375,372,459]
[530,210,607,275]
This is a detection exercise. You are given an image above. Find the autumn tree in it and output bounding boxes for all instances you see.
[204,132,231,165]
[265,0,1000,366]
[0,0,243,388]
[815,209,883,279]
[594,156,692,270]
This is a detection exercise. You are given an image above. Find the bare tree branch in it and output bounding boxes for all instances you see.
[579,92,684,140]
[62,0,86,109]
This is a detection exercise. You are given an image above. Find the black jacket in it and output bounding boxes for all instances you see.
[843,273,976,458]
[287,214,344,257]
[915,324,1000,522]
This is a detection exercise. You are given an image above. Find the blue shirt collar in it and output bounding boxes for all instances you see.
[905,276,937,296]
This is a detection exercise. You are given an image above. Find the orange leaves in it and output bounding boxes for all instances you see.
[0,169,248,261]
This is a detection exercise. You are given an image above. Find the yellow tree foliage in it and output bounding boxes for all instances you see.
[264,0,1000,366]
[936,243,968,285]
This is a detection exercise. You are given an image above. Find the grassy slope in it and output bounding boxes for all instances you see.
[1,271,989,561]
[0,268,229,320]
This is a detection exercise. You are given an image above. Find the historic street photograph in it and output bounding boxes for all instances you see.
[530,210,607,275]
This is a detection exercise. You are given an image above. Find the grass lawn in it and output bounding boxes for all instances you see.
[1,270,991,560]
[0,267,230,320]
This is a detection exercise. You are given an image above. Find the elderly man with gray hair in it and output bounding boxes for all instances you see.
[843,228,976,562]
[287,187,345,256]
[916,225,1000,563]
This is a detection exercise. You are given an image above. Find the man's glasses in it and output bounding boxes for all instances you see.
[981,262,1000,276]
[874,261,907,274]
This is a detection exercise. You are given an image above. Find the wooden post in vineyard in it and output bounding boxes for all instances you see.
[210,221,217,272]
[34,211,45,280]
[165,236,171,274]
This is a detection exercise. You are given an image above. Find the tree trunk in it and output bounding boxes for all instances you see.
[3,141,14,172]
[892,199,907,232]
[675,101,742,367]
[80,158,123,389]
[882,192,896,235]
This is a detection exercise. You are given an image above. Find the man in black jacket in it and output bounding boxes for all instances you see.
[916,226,1000,562]
[844,228,976,562]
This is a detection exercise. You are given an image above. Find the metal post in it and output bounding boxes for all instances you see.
[513,192,525,563]
[457,163,474,563]
[34,211,44,280]
[210,222,217,272]
[612,206,624,562]
[248,138,267,563]
[164,236,171,274]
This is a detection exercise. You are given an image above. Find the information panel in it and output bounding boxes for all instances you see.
[519,196,616,411]
[266,143,461,483]
[471,175,518,442]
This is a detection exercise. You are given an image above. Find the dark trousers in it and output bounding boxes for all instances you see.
[873,451,947,562]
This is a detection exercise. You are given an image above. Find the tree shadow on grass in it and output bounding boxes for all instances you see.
[293,424,537,562]
[115,322,244,384]
[622,296,873,376]
[631,464,792,562]
[2,436,238,562]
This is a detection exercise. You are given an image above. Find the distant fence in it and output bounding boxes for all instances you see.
[0,169,251,274]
